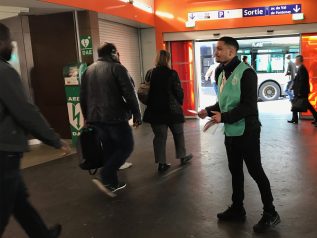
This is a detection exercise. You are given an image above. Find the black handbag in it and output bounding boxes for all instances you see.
[77,125,104,175]
[291,97,308,112]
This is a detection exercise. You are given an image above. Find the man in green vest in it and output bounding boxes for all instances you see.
[198,37,280,233]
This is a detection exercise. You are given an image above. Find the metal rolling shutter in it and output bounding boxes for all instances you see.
[98,19,142,86]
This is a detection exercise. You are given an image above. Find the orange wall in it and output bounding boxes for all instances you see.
[155,0,317,48]
[44,0,317,50]
[42,0,155,26]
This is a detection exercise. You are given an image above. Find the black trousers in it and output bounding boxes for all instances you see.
[94,122,134,186]
[0,152,51,237]
[224,129,275,212]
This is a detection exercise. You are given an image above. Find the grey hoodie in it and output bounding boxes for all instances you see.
[0,58,61,152]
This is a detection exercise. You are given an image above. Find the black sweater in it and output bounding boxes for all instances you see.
[205,56,261,135]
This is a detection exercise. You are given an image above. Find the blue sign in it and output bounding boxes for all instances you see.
[218,11,224,18]
[243,7,266,17]
[268,4,301,15]
[243,4,301,18]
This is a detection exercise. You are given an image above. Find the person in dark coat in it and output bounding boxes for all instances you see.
[0,23,70,238]
[287,55,317,124]
[80,43,142,194]
[143,50,192,172]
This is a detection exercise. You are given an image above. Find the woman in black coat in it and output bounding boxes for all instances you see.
[288,55,317,124]
[143,50,192,172]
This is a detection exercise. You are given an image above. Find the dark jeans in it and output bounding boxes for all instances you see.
[0,152,51,238]
[151,123,186,164]
[292,101,317,121]
[224,129,275,213]
[94,122,134,186]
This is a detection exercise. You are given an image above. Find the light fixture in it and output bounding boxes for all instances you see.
[132,1,153,13]
[155,11,174,19]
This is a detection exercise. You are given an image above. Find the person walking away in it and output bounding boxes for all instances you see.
[242,55,251,68]
[205,62,220,96]
[80,42,142,195]
[287,55,317,125]
[284,54,297,101]
[0,23,71,238]
[198,37,280,233]
[143,50,192,173]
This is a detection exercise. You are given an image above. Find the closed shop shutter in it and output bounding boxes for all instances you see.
[98,19,142,85]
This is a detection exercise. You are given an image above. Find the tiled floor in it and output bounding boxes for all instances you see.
[3,100,317,238]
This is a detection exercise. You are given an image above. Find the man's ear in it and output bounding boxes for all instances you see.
[228,47,235,58]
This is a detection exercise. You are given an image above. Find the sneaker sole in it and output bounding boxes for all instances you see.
[92,179,117,198]
[111,184,127,192]
[119,162,133,170]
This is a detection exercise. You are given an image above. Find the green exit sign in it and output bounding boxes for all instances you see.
[80,35,93,56]
[292,13,304,21]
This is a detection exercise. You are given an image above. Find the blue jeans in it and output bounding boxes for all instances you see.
[0,152,52,237]
[212,82,219,96]
[93,122,134,186]
[285,81,294,100]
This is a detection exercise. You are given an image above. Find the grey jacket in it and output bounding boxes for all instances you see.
[0,59,61,152]
[80,57,141,123]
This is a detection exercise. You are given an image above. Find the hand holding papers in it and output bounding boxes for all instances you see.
[203,119,217,132]
[187,109,198,115]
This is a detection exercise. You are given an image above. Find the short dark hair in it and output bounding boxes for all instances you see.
[0,23,10,41]
[296,55,304,62]
[219,36,239,51]
[98,42,117,58]
[242,56,248,61]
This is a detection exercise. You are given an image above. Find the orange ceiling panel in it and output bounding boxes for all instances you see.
[42,0,155,26]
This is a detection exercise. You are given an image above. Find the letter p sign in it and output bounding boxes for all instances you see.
[218,11,224,18]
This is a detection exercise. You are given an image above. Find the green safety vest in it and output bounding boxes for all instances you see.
[218,62,250,136]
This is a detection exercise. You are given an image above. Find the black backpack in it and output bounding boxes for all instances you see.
[77,125,104,175]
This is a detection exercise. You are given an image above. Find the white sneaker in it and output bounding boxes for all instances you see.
[119,162,133,170]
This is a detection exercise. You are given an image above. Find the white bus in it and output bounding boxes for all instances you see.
[196,35,300,104]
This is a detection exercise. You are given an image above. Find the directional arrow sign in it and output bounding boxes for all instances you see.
[293,4,301,13]
[268,4,302,15]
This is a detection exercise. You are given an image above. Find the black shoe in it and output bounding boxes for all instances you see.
[253,211,281,233]
[181,154,193,165]
[312,120,317,125]
[92,179,125,197]
[106,182,127,193]
[48,224,62,238]
[287,120,298,124]
[158,163,171,172]
[217,205,246,221]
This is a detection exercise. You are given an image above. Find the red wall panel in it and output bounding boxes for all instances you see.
[170,41,196,116]
[301,33,317,117]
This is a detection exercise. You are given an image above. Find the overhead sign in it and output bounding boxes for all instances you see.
[188,4,302,21]
[188,9,242,21]
[268,4,301,15]
[243,4,302,17]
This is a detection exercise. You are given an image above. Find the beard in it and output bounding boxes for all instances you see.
[1,48,12,61]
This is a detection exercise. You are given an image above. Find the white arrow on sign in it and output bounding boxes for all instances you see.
[293,5,301,13]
